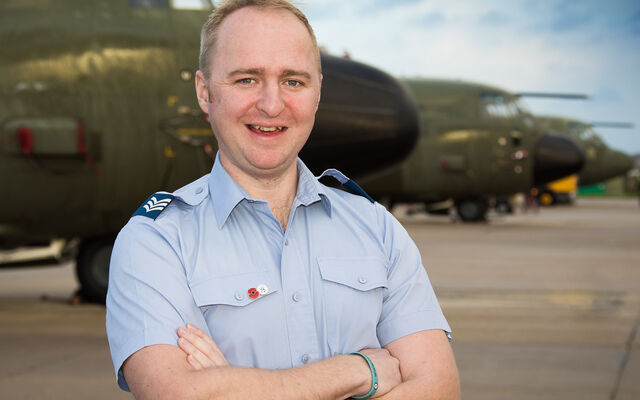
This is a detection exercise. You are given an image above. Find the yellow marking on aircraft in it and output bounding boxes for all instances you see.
[164,145,176,158]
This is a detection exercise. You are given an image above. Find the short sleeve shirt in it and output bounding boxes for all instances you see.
[106,156,451,391]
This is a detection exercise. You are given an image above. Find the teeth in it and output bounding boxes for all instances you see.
[251,125,284,132]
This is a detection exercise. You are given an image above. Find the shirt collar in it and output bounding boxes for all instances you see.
[208,154,332,229]
[296,158,332,216]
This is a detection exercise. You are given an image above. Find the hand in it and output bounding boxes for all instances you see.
[177,324,229,370]
[358,348,401,398]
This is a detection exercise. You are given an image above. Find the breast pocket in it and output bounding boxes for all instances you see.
[189,271,283,366]
[317,257,388,353]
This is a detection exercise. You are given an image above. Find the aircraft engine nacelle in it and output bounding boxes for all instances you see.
[303,55,419,178]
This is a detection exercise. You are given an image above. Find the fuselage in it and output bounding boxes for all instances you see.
[0,0,419,246]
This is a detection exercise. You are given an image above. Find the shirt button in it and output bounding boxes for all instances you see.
[284,239,289,246]
[292,292,302,302]
[358,276,367,284]
[234,291,244,301]
[195,187,204,194]
[301,354,310,364]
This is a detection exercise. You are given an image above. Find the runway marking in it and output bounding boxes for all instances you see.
[437,288,635,311]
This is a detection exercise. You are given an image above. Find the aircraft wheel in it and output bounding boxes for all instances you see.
[538,191,556,206]
[455,198,488,222]
[76,236,115,303]
[494,198,514,214]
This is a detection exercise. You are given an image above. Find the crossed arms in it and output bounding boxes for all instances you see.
[123,326,460,400]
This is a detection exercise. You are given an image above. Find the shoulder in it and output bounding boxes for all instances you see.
[317,173,390,232]
[130,174,210,223]
[119,174,212,248]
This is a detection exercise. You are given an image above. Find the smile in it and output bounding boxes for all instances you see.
[247,125,287,135]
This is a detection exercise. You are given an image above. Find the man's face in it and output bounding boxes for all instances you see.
[196,7,322,179]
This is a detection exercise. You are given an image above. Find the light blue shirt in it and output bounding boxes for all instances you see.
[106,156,451,391]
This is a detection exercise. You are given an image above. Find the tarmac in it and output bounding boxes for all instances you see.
[0,197,638,399]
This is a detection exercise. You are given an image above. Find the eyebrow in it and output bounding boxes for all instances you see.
[282,69,312,81]
[227,68,312,81]
[227,68,262,79]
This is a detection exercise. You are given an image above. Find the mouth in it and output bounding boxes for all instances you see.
[247,124,288,136]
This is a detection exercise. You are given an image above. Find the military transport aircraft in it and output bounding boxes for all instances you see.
[359,78,586,221]
[0,0,419,301]
[537,116,634,187]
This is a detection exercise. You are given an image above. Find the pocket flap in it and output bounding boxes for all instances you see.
[317,257,388,291]
[190,271,279,307]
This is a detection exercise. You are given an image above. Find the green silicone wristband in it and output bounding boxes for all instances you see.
[349,352,379,399]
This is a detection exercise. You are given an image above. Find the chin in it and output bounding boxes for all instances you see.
[248,154,294,174]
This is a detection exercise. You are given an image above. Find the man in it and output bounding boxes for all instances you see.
[106,1,460,399]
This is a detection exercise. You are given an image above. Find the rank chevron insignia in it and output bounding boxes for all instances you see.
[143,196,172,213]
[132,192,175,220]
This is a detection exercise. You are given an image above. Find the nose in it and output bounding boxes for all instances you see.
[533,133,585,185]
[256,82,285,117]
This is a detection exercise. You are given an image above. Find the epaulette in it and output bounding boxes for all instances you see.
[132,192,175,220]
[318,169,375,203]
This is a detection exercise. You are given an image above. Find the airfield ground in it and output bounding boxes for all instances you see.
[0,197,638,399]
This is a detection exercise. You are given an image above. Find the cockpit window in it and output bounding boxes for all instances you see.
[481,92,521,118]
[130,0,213,9]
[577,126,602,143]
[512,98,530,114]
[568,122,604,144]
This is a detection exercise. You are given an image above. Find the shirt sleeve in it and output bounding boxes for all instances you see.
[105,217,209,391]
[375,204,451,347]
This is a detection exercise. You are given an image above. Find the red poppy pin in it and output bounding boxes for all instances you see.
[248,288,259,299]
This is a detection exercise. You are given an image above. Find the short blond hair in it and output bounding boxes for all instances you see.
[199,0,321,79]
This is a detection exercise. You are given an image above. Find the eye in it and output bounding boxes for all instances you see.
[285,79,304,88]
[236,77,256,85]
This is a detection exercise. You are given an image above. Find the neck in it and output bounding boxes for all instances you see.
[220,157,299,232]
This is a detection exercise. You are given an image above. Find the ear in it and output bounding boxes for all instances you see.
[195,70,210,114]
[315,73,323,112]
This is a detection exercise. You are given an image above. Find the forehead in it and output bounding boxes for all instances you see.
[210,7,319,76]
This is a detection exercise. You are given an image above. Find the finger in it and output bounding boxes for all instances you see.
[187,353,205,370]
[180,327,213,354]
[177,336,198,357]
[186,324,229,365]
[178,337,207,370]
[179,329,227,367]
[179,337,215,369]
[186,323,208,338]
[187,324,220,350]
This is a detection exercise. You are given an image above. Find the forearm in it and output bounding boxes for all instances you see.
[377,330,460,400]
[374,375,460,400]
[126,346,371,400]
[187,356,370,400]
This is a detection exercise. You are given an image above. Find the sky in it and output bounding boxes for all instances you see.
[291,0,640,155]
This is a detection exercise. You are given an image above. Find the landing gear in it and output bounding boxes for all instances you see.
[494,197,514,214]
[455,198,489,222]
[538,190,556,206]
[76,236,115,303]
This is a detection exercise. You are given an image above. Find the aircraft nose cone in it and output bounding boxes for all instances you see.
[533,133,585,185]
[302,55,419,178]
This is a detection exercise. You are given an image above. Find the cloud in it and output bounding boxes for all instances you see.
[301,0,640,153]
[478,11,509,27]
